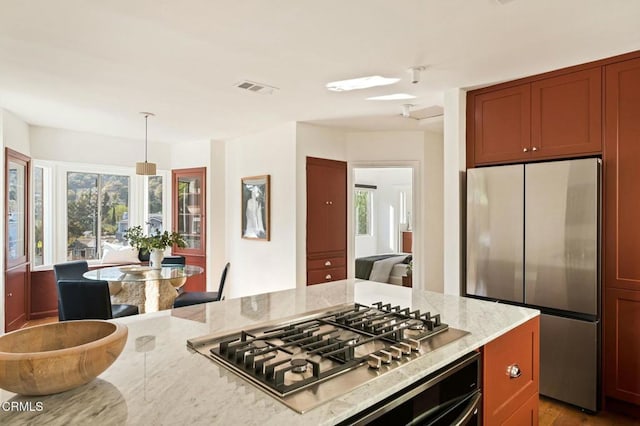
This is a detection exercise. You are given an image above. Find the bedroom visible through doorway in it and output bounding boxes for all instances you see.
[353,167,413,287]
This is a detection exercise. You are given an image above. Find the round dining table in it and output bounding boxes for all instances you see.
[83,265,204,313]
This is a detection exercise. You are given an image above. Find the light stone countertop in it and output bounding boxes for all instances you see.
[0,280,539,425]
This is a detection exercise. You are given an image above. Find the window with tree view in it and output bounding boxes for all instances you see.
[66,172,129,260]
[33,167,44,267]
[355,189,372,236]
[147,175,163,234]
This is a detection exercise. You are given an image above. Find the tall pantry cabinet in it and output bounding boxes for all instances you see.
[603,56,640,408]
[306,157,347,285]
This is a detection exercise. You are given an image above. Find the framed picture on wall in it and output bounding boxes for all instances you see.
[241,174,270,241]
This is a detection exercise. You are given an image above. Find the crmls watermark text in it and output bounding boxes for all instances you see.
[1,401,44,412]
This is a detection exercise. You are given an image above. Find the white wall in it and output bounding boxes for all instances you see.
[295,123,347,287]
[347,131,441,289]
[226,122,298,298]
[208,140,227,291]
[30,126,172,169]
[443,89,466,296]
[424,131,444,293]
[0,109,31,333]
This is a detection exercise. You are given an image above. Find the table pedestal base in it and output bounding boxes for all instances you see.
[110,280,179,313]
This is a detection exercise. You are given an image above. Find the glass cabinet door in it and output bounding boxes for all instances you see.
[6,149,29,267]
[172,168,206,255]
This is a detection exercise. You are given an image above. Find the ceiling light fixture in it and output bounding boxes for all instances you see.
[135,112,157,176]
[408,66,426,84]
[401,104,413,118]
[326,75,400,92]
[366,93,417,101]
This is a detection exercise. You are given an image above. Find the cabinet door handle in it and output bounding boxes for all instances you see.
[324,260,332,266]
[8,292,12,297]
[325,274,332,280]
[523,148,529,152]
[329,201,333,205]
[532,146,538,151]
[506,364,521,379]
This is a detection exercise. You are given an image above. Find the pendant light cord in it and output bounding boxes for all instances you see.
[144,114,149,163]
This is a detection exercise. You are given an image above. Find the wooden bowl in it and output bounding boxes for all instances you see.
[0,320,128,395]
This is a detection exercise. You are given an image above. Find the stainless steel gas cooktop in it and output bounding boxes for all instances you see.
[187,302,469,413]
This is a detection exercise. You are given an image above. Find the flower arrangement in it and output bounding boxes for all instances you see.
[123,226,186,252]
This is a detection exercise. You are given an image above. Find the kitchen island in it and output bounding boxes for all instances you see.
[0,280,539,425]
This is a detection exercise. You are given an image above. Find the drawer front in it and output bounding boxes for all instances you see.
[502,392,539,426]
[307,267,346,285]
[483,317,539,425]
[307,256,346,270]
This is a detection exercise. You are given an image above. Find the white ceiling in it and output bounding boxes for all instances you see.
[0,0,639,143]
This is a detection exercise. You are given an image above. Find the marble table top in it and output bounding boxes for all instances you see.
[0,280,539,425]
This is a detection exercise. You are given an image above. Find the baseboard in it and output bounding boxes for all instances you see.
[605,396,640,419]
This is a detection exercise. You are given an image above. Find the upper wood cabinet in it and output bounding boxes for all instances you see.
[531,68,602,158]
[172,167,206,292]
[468,67,602,166]
[472,84,531,165]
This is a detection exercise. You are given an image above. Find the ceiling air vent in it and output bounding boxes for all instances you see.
[234,80,278,95]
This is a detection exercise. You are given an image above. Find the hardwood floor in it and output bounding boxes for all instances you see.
[540,396,640,426]
[21,316,58,328]
[15,318,640,425]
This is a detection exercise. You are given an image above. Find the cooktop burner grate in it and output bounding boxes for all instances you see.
[187,302,469,413]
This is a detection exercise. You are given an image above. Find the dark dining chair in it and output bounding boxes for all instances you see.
[162,255,186,265]
[54,260,138,321]
[173,262,229,308]
[53,260,90,282]
[56,279,139,320]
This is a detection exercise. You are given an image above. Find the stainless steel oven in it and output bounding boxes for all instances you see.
[340,351,481,426]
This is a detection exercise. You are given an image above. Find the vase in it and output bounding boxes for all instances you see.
[149,249,164,269]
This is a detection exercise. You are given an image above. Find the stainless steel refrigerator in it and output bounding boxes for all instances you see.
[466,158,600,412]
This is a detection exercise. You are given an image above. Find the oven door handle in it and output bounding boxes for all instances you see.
[407,390,481,426]
[450,391,481,426]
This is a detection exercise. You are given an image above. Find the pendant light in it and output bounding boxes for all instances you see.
[136,112,157,175]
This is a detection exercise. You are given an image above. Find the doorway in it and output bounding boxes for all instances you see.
[352,166,415,287]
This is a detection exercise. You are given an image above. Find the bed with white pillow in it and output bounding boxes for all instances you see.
[355,254,411,285]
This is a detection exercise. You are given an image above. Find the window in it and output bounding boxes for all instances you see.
[355,189,373,236]
[147,175,163,234]
[33,167,44,266]
[31,161,169,267]
[66,172,129,260]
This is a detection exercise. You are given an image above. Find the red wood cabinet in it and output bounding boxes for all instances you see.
[471,84,531,165]
[603,56,640,408]
[531,68,602,159]
[5,148,30,332]
[172,167,206,292]
[483,317,540,425]
[604,287,640,404]
[5,263,28,331]
[468,67,602,167]
[503,392,539,426]
[402,231,412,253]
[306,157,346,285]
